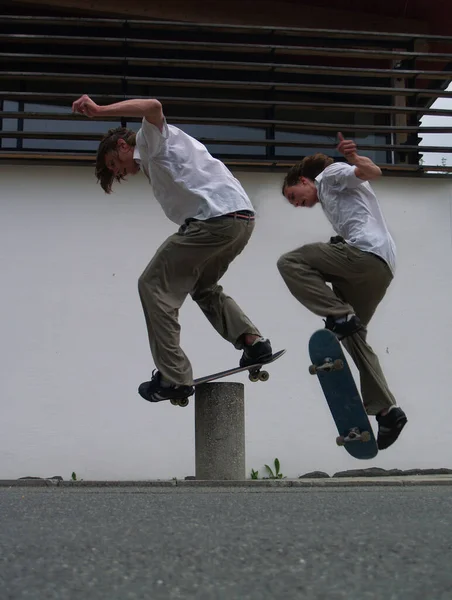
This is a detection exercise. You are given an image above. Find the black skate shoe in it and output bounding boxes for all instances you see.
[239,337,273,368]
[376,406,408,450]
[324,314,363,340]
[138,370,194,403]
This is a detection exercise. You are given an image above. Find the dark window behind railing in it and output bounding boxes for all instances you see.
[1,14,451,174]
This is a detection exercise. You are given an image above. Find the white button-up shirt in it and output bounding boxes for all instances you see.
[135,118,254,225]
[316,163,396,273]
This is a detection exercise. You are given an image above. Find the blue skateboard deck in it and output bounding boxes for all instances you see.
[169,349,286,407]
[308,329,377,459]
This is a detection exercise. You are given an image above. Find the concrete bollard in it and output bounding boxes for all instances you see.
[195,382,245,480]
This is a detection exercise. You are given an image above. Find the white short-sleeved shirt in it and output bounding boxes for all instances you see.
[315,162,396,273]
[134,118,254,225]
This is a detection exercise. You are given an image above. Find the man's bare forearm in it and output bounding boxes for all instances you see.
[72,95,164,129]
[97,98,162,118]
[336,132,382,181]
[348,154,382,181]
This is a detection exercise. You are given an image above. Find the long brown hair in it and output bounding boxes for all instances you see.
[282,153,334,194]
[96,127,137,194]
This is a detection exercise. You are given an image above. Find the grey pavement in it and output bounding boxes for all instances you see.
[1,486,452,599]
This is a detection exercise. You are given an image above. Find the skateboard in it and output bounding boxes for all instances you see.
[308,329,377,459]
[170,349,286,407]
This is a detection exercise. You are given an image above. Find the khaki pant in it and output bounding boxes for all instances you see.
[138,216,260,385]
[277,241,395,415]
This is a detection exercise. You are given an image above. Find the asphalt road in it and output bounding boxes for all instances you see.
[1,486,452,599]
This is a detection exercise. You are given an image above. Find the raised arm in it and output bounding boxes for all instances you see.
[72,95,164,131]
[337,132,382,181]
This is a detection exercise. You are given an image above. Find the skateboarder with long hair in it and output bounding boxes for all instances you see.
[278,133,407,450]
[72,94,272,403]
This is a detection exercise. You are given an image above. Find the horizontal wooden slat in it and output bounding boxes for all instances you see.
[2,34,452,62]
[0,16,126,28]
[2,52,451,79]
[145,117,452,134]
[2,93,452,116]
[192,140,444,152]
[0,34,121,46]
[2,15,452,43]
[0,113,451,134]
[1,151,451,174]
[1,131,451,154]
[0,152,96,161]
[1,73,450,98]
[224,160,452,172]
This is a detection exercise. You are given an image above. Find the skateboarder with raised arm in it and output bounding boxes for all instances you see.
[277,133,407,450]
[72,94,272,403]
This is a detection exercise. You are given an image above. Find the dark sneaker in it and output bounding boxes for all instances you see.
[138,370,194,403]
[376,406,407,450]
[239,337,273,368]
[324,314,363,339]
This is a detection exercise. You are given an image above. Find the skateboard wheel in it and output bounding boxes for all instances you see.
[361,431,371,442]
[259,370,270,382]
[308,364,317,375]
[170,399,178,406]
[333,359,344,370]
[178,398,189,407]
[336,436,345,446]
[249,372,260,383]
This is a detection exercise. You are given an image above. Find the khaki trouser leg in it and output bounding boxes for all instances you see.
[277,241,395,415]
[277,242,355,318]
[190,220,260,348]
[138,217,260,386]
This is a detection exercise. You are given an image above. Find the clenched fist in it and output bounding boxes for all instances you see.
[72,94,101,118]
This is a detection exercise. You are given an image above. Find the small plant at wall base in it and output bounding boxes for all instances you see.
[250,459,286,480]
[264,458,286,479]
[250,469,259,480]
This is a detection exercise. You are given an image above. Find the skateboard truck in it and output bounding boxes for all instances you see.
[336,427,372,446]
[309,357,343,375]
[170,398,190,408]
[248,367,270,383]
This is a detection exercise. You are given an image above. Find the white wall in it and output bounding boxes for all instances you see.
[1,165,452,480]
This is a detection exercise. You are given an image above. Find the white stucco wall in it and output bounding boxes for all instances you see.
[1,165,452,480]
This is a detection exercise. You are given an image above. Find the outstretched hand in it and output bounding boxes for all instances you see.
[337,132,358,159]
[72,94,101,118]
